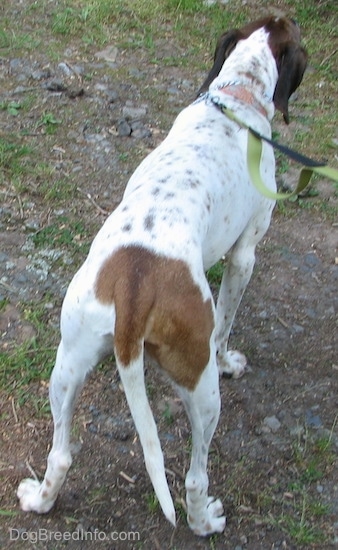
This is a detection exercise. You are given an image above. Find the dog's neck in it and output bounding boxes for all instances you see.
[212,81,269,118]
[209,27,278,120]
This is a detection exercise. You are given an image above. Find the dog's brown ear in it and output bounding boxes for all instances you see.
[197,30,241,95]
[273,43,308,124]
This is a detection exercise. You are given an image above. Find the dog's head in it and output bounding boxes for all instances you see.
[199,16,308,123]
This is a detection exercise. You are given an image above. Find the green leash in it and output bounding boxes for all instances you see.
[222,106,338,201]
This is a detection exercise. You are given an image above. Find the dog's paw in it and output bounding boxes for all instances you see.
[189,497,226,536]
[217,350,250,379]
[17,478,54,514]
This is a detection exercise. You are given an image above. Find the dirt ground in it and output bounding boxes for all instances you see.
[0,3,337,549]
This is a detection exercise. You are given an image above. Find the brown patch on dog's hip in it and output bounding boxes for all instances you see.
[95,245,214,390]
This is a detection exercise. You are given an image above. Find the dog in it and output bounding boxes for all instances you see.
[17,16,307,536]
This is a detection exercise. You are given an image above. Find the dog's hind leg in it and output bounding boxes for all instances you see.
[18,341,89,512]
[116,351,176,527]
[17,284,111,513]
[177,350,225,536]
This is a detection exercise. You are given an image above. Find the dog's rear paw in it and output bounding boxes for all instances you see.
[189,497,226,536]
[17,478,54,514]
[217,350,250,379]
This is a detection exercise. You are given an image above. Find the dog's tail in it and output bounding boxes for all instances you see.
[115,351,176,527]
[95,245,176,524]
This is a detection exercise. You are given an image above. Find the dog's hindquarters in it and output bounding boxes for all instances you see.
[96,245,224,531]
[18,243,226,534]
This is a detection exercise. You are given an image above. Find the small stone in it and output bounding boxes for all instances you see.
[263,416,281,433]
[0,253,9,263]
[24,218,40,231]
[66,87,84,99]
[131,121,152,138]
[58,62,73,76]
[13,85,34,94]
[31,68,52,80]
[95,45,118,63]
[305,409,322,428]
[43,79,67,92]
[167,86,180,95]
[128,68,145,79]
[105,90,118,103]
[122,105,147,119]
[259,310,268,319]
[304,252,320,267]
[292,324,304,333]
[117,119,132,137]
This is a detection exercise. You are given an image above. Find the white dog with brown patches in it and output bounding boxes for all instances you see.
[18,16,307,536]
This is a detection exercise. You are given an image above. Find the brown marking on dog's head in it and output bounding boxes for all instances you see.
[95,246,214,390]
[197,16,308,123]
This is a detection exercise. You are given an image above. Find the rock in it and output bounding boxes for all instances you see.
[105,90,118,103]
[31,68,52,80]
[130,120,152,138]
[95,45,118,63]
[305,409,322,428]
[12,85,37,94]
[66,87,85,99]
[94,84,118,102]
[304,252,321,267]
[24,218,40,231]
[0,252,9,263]
[292,324,304,333]
[122,105,147,119]
[167,86,180,95]
[128,68,145,79]
[58,62,74,76]
[117,118,132,137]
[263,416,281,433]
[43,79,67,92]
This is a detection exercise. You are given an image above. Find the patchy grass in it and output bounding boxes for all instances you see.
[0,302,56,410]
[207,260,225,288]
[32,216,89,253]
[221,429,335,546]
[276,431,336,545]
[0,137,32,183]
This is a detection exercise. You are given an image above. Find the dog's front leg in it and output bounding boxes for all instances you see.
[214,240,256,378]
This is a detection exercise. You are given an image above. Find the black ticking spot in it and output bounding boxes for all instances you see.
[122,223,132,232]
[164,192,175,200]
[144,212,155,232]
[189,179,201,189]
